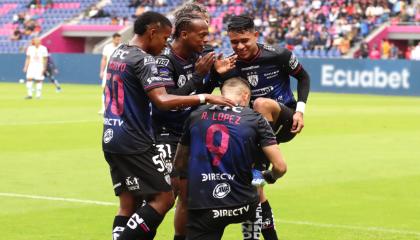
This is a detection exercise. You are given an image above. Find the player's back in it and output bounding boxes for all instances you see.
[183,104,275,209]
[102,44,164,154]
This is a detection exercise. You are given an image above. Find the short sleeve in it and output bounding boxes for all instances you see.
[136,55,167,91]
[41,47,48,57]
[256,114,277,147]
[276,48,302,76]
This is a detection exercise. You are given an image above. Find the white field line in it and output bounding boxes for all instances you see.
[1,192,420,237]
[0,119,100,126]
[277,219,420,237]
[0,192,117,206]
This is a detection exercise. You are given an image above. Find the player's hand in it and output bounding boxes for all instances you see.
[251,169,266,187]
[291,111,304,134]
[214,54,236,75]
[262,170,277,184]
[195,52,216,76]
[203,94,235,107]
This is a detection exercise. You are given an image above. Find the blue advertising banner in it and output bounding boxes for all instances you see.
[0,54,419,96]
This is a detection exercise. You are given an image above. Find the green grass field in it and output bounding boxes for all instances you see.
[1,82,420,240]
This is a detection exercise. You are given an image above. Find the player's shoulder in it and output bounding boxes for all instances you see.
[260,43,292,58]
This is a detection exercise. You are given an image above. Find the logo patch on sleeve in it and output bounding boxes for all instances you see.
[156,58,170,66]
[144,56,156,65]
[289,53,299,70]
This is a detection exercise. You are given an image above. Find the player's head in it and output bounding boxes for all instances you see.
[221,77,251,106]
[227,15,259,61]
[173,13,209,53]
[112,33,121,46]
[134,11,172,55]
[32,37,41,47]
[173,2,210,23]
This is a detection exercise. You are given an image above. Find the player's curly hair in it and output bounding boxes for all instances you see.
[173,13,204,39]
[227,15,255,33]
[134,11,172,36]
[173,2,210,21]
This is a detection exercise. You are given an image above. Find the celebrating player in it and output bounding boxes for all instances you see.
[102,12,234,240]
[174,77,287,240]
[216,15,311,240]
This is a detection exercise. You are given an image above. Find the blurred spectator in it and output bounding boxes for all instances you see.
[88,6,110,19]
[369,44,381,59]
[359,42,369,59]
[381,39,391,59]
[10,30,22,41]
[128,0,142,8]
[389,42,399,59]
[411,42,420,60]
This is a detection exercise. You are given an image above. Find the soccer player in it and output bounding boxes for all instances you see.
[174,77,287,240]
[216,15,311,240]
[153,8,234,240]
[102,12,234,240]
[23,38,48,99]
[44,53,62,92]
[99,33,122,114]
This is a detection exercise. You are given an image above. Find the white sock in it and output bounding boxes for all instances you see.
[26,81,33,97]
[36,82,43,98]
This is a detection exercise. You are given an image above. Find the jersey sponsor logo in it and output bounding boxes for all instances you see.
[125,176,140,191]
[147,76,161,84]
[151,65,158,75]
[212,204,250,218]
[263,44,276,51]
[289,53,299,70]
[201,173,235,182]
[156,58,170,66]
[144,56,156,65]
[183,64,193,69]
[103,128,113,143]
[241,65,260,71]
[247,74,259,87]
[251,86,274,96]
[264,70,280,79]
[177,75,187,87]
[212,182,231,199]
[321,65,410,89]
[104,118,124,126]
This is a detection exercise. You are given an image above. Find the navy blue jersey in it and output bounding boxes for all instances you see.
[180,105,277,209]
[152,46,216,136]
[223,44,303,108]
[102,44,167,154]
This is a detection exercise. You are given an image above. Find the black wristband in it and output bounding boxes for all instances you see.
[262,170,277,184]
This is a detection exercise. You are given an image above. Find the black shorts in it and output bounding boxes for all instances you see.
[273,103,296,143]
[155,132,181,178]
[187,202,259,240]
[104,147,172,196]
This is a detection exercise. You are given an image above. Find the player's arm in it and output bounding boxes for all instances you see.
[23,48,30,72]
[174,143,190,176]
[257,113,287,183]
[279,49,310,133]
[148,87,234,110]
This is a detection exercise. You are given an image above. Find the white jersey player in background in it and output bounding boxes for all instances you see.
[23,38,48,99]
[98,33,122,114]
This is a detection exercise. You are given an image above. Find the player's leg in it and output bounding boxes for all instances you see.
[112,191,137,240]
[174,178,188,240]
[25,78,33,99]
[48,72,62,92]
[35,79,43,98]
[259,188,278,240]
[114,148,174,240]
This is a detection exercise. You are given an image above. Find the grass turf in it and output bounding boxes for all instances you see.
[0,82,419,240]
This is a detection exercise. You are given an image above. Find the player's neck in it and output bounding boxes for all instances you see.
[130,36,148,52]
[172,40,191,60]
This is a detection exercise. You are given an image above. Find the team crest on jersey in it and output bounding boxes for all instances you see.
[247,74,259,87]
[156,58,169,66]
[213,182,231,199]
[144,56,155,65]
[103,129,113,143]
[177,75,187,87]
[289,53,299,70]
